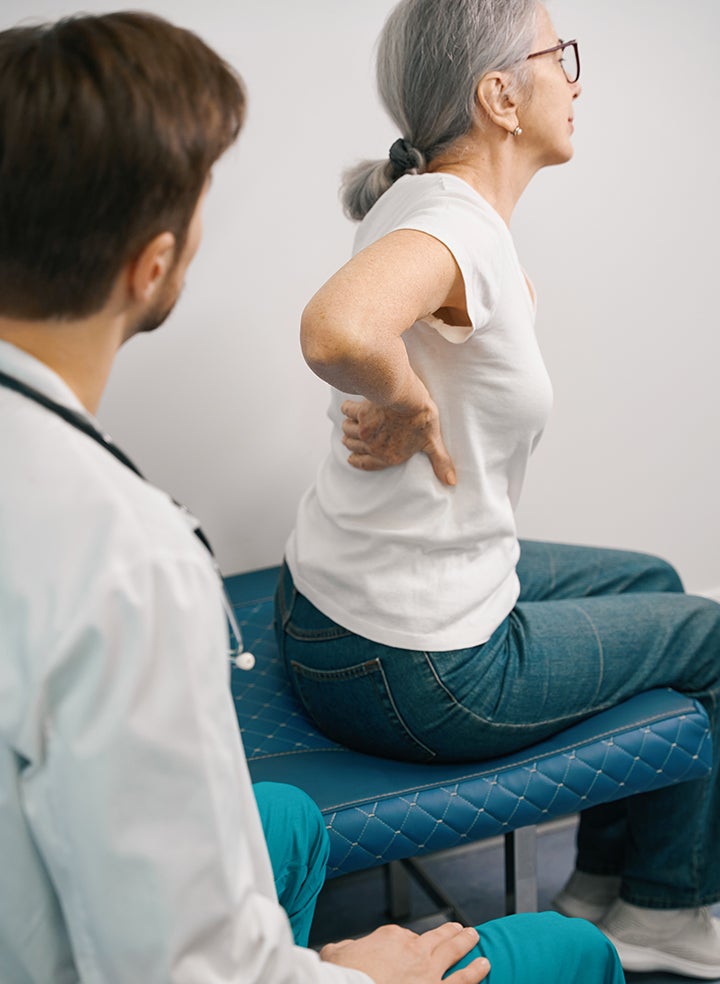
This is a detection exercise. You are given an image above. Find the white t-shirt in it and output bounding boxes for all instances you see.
[0,341,369,984]
[286,173,553,651]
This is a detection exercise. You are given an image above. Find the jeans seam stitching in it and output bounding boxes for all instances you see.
[290,659,377,682]
[567,601,605,705]
[289,658,436,760]
[422,652,494,726]
[285,625,353,641]
[373,660,436,758]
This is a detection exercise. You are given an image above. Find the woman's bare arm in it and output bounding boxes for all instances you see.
[301,229,467,485]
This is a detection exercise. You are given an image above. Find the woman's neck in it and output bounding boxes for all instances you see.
[428,134,539,225]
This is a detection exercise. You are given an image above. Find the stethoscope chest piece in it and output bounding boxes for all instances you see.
[233,651,256,671]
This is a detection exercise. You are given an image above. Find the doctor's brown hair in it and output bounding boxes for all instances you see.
[0,12,245,319]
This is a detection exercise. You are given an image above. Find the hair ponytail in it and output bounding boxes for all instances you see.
[341,140,426,221]
[340,0,537,221]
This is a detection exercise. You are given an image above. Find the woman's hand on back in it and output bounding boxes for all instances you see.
[341,396,456,486]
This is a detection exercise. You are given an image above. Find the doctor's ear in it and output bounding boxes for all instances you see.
[126,232,177,303]
[476,71,522,135]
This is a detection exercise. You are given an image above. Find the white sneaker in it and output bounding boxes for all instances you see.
[598,898,720,979]
[552,871,621,924]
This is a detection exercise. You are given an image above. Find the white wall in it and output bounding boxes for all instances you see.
[5,1,720,592]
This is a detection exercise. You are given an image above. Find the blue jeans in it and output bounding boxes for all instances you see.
[255,784,624,982]
[275,541,720,908]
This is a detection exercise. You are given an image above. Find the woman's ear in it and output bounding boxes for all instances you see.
[476,72,521,135]
[126,232,177,303]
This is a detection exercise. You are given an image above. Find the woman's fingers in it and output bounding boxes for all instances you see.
[342,417,361,439]
[348,452,392,471]
[345,428,456,483]
[341,396,456,484]
[341,399,365,421]
[424,433,457,486]
[342,434,369,453]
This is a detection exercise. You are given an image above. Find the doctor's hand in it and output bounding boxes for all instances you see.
[341,398,456,487]
[320,922,490,984]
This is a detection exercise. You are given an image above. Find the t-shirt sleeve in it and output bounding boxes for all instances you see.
[394,188,504,343]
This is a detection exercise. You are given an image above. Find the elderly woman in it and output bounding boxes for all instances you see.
[276,0,720,976]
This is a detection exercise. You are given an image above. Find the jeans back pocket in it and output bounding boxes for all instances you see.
[289,657,436,762]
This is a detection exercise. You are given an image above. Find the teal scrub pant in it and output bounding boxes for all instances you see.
[449,912,624,983]
[254,781,329,947]
[254,782,625,983]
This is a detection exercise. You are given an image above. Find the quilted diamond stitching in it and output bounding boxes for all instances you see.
[228,584,712,878]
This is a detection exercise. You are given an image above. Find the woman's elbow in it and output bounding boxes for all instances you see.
[300,303,330,372]
[300,300,360,377]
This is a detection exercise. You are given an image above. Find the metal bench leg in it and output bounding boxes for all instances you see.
[384,858,476,926]
[385,860,412,921]
[504,826,538,914]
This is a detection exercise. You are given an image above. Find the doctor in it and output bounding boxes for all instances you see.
[0,10,622,984]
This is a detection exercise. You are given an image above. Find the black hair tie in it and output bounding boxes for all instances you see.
[388,137,419,177]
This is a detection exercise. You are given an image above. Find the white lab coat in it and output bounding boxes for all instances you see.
[0,341,370,984]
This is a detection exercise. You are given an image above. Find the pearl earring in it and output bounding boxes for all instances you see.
[512,126,523,137]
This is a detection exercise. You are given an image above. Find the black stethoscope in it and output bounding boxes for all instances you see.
[0,369,255,671]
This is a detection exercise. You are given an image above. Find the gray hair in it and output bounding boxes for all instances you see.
[342,0,539,221]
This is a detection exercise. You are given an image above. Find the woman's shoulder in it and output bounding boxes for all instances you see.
[375,171,504,222]
[355,172,506,255]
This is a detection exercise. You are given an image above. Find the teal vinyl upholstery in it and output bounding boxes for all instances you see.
[227,567,712,894]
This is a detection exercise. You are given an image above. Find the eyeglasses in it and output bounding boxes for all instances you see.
[527,39,580,84]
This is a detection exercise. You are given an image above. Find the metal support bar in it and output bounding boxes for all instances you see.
[397,857,475,926]
[384,860,412,921]
[386,824,540,924]
[504,826,538,914]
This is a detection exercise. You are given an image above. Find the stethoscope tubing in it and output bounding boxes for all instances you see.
[0,369,254,670]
